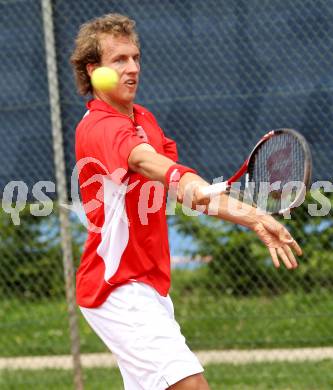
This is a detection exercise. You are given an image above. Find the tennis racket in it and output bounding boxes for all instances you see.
[202,128,312,214]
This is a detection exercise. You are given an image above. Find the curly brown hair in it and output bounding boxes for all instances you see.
[70,13,140,96]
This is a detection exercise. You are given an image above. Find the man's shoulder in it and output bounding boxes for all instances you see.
[77,109,131,131]
[134,103,150,114]
[134,103,157,118]
[134,104,159,125]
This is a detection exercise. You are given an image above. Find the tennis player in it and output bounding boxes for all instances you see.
[70,13,302,390]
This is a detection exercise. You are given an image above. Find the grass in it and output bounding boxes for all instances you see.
[171,267,333,350]
[1,360,333,389]
[0,267,333,357]
[1,268,333,389]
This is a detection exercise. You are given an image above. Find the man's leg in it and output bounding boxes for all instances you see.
[80,283,206,389]
[168,373,210,390]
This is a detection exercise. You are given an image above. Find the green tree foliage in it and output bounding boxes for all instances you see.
[0,206,85,300]
[169,192,333,296]
[1,192,331,299]
[286,192,333,291]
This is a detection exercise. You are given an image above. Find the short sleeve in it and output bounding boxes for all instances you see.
[143,109,178,162]
[83,118,147,184]
[162,136,178,162]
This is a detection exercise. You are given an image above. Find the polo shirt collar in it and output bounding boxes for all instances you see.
[86,99,140,118]
[86,99,119,114]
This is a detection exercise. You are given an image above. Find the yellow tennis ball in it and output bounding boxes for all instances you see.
[91,67,119,91]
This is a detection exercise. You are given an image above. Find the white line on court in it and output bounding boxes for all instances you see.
[0,347,332,370]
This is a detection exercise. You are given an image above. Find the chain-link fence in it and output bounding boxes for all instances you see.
[1,0,333,389]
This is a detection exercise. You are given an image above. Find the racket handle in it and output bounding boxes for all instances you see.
[201,181,229,197]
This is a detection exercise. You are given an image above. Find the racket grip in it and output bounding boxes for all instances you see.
[201,181,229,197]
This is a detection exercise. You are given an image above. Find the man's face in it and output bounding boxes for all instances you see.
[98,34,140,105]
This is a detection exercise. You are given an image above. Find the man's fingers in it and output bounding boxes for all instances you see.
[283,244,298,268]
[258,218,303,267]
[269,247,280,268]
[276,247,293,269]
[290,239,303,256]
[282,238,303,256]
[277,225,303,257]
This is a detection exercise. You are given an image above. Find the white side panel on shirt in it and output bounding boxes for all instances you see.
[97,177,129,282]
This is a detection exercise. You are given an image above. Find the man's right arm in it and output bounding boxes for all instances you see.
[128,144,302,269]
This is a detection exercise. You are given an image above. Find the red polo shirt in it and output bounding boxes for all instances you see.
[75,99,178,308]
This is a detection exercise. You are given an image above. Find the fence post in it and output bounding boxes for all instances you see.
[41,1,84,389]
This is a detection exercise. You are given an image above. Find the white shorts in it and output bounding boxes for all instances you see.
[80,282,204,390]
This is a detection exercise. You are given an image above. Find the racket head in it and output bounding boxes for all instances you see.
[245,128,312,215]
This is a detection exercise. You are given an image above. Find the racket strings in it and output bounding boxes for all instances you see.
[248,133,306,213]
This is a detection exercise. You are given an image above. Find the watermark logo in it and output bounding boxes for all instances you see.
[0,157,332,228]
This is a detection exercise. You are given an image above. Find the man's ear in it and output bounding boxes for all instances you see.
[86,63,98,77]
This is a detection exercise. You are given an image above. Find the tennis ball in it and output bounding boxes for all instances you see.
[91,67,119,91]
